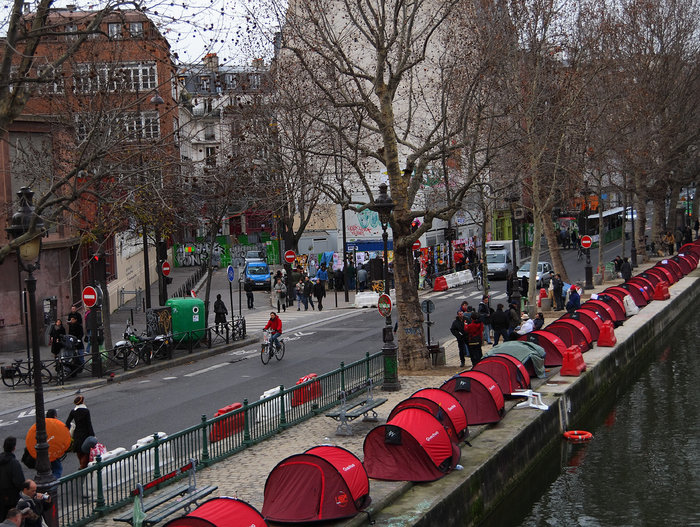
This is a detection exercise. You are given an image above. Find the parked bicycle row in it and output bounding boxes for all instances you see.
[1,317,248,388]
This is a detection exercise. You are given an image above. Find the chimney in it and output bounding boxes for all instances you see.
[203,53,219,72]
[251,58,264,70]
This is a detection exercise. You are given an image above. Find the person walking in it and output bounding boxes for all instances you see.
[313,278,326,311]
[274,278,287,313]
[477,295,493,345]
[450,312,468,367]
[0,438,24,522]
[67,305,82,326]
[507,303,520,338]
[620,257,632,282]
[244,279,255,309]
[303,276,315,311]
[16,480,50,527]
[65,395,95,469]
[357,265,368,291]
[213,294,228,332]
[295,278,305,310]
[48,319,65,357]
[465,312,484,366]
[316,264,328,290]
[491,304,509,346]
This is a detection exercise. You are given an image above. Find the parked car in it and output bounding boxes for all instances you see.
[244,261,271,289]
[485,245,513,279]
[245,249,266,262]
[516,260,554,288]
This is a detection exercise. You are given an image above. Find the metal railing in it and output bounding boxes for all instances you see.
[53,351,383,526]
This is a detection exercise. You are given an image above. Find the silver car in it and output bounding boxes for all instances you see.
[516,261,553,288]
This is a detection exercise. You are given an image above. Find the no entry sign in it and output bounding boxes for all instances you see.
[412,240,422,251]
[284,250,296,263]
[161,261,171,276]
[580,235,593,249]
[82,286,98,308]
[377,294,392,317]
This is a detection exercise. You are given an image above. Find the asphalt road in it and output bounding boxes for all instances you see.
[0,238,631,476]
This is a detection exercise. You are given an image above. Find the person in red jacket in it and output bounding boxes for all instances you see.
[263,312,283,350]
[465,312,484,366]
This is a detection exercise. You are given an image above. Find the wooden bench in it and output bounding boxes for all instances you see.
[115,459,217,526]
[326,379,387,436]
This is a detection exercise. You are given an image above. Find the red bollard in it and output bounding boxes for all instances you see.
[597,320,617,347]
[538,288,547,307]
[209,402,244,442]
[653,281,670,300]
[433,275,448,291]
[560,345,586,376]
[291,373,323,407]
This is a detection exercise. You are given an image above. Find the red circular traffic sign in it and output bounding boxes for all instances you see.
[412,240,422,251]
[580,235,593,249]
[377,294,392,317]
[284,250,296,263]
[161,261,171,276]
[82,286,98,308]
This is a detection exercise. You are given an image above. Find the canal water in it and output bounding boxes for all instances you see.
[482,311,700,527]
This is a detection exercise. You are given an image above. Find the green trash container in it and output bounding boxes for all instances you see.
[166,297,205,342]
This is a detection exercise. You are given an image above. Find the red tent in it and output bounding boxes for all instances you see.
[262,446,370,523]
[441,371,505,425]
[605,285,646,308]
[636,271,662,288]
[671,254,694,275]
[544,319,593,351]
[363,407,461,482]
[411,388,469,441]
[163,497,267,527]
[388,397,461,444]
[676,251,699,270]
[578,301,615,324]
[472,355,530,396]
[589,296,626,322]
[646,265,676,285]
[657,259,683,281]
[678,243,700,259]
[625,277,654,301]
[562,311,603,341]
[518,331,567,366]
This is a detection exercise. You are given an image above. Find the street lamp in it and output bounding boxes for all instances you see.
[370,183,400,391]
[6,187,57,522]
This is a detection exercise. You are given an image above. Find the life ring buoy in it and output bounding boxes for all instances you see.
[563,430,593,443]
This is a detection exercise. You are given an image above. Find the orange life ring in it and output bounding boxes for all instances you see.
[563,430,593,442]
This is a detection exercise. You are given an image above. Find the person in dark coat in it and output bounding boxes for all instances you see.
[0,437,24,522]
[48,319,66,356]
[312,278,326,311]
[450,312,467,367]
[67,314,85,373]
[65,396,95,469]
[465,312,484,366]
[620,257,632,282]
[533,312,545,331]
[507,303,520,338]
[552,274,564,311]
[303,276,315,311]
[491,304,509,345]
[566,287,581,314]
[16,480,50,527]
[213,294,228,331]
[244,279,254,309]
[1,507,22,526]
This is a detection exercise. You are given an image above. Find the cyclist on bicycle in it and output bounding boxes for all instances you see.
[264,312,283,350]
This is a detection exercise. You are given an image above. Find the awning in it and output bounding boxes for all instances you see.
[587,206,624,219]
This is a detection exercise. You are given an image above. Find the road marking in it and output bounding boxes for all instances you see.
[185,363,230,377]
[163,376,178,380]
[0,420,19,427]
[17,409,35,418]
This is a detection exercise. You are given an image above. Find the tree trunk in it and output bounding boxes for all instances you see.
[634,174,648,261]
[527,215,543,306]
[652,195,666,250]
[597,194,605,278]
[543,206,568,283]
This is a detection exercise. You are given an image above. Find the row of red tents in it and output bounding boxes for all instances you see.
[162,242,699,526]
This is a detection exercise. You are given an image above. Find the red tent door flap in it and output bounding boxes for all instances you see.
[264,461,324,521]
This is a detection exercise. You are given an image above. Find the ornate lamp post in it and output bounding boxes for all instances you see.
[370,183,400,391]
[6,187,57,523]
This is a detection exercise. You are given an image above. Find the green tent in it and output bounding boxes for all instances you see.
[485,341,546,378]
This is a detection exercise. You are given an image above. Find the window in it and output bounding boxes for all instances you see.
[225,74,237,90]
[37,65,64,94]
[108,23,122,39]
[204,125,215,140]
[65,24,78,41]
[249,74,260,90]
[205,147,217,166]
[200,76,210,91]
[129,22,143,37]
[73,62,157,93]
[124,111,161,140]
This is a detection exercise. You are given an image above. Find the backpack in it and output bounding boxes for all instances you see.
[478,303,491,324]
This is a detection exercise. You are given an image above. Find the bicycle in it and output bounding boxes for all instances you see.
[473,268,483,290]
[260,329,285,365]
[113,321,141,369]
[1,359,52,388]
[577,244,584,261]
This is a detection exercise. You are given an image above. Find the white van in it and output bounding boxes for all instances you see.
[485,244,512,279]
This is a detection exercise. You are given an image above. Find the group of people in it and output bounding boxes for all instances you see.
[559,227,580,250]
[48,305,90,377]
[450,296,546,368]
[293,275,326,311]
[0,396,98,526]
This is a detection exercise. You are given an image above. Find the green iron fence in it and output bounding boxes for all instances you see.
[53,351,384,526]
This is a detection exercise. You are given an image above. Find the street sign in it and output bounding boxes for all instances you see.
[580,235,593,249]
[227,265,235,282]
[412,240,422,251]
[82,286,98,308]
[347,245,358,251]
[161,261,171,277]
[421,299,435,314]
[284,250,296,263]
[377,294,392,317]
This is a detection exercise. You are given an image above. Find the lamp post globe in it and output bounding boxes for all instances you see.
[5,187,56,525]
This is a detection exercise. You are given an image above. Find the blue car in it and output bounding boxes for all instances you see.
[244,261,271,289]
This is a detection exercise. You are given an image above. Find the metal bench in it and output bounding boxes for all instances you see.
[326,379,387,436]
[115,459,217,526]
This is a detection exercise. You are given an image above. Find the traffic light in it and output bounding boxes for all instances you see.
[411,220,421,233]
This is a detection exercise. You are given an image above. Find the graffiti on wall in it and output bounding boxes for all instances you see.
[175,240,228,268]
[228,243,267,269]
[346,209,383,237]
